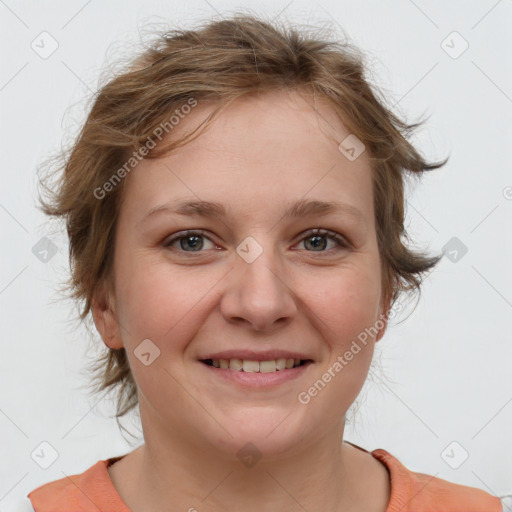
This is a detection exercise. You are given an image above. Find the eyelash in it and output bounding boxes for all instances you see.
[163,228,349,254]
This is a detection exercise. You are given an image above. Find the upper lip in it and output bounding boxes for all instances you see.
[199,350,314,361]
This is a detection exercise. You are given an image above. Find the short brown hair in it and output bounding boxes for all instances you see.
[38,13,448,431]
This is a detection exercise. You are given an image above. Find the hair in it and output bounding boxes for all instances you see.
[38,12,448,434]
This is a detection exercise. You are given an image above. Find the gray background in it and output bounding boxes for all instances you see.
[1,0,511,508]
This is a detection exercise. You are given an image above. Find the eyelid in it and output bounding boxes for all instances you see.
[299,228,350,248]
[163,228,350,252]
[163,229,218,250]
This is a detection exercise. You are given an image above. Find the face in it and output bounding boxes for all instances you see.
[93,89,389,458]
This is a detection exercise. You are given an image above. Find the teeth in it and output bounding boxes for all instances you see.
[259,360,276,373]
[275,358,287,370]
[207,358,305,372]
[242,360,259,372]
[229,358,243,371]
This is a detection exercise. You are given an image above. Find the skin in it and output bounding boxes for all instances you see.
[92,88,391,512]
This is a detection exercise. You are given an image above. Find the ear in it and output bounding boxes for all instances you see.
[91,280,124,350]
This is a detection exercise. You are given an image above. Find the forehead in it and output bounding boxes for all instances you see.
[120,89,374,227]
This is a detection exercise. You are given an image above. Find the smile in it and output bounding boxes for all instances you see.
[201,358,311,372]
[199,358,314,388]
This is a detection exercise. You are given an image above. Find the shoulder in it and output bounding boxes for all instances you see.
[370,446,506,512]
[26,457,129,512]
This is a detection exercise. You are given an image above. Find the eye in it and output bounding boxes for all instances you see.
[164,230,217,253]
[163,228,349,254]
[296,228,349,252]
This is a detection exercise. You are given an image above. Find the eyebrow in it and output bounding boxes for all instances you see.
[139,198,365,226]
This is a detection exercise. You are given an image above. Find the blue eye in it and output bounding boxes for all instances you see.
[164,229,349,254]
[299,229,349,252]
[164,230,216,252]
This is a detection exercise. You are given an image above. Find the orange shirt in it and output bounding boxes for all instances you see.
[28,444,504,511]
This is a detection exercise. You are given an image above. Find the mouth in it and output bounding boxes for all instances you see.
[200,358,314,372]
[199,356,314,388]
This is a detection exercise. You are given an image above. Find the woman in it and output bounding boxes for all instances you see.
[27,13,511,511]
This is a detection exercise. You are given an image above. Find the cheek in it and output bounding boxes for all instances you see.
[311,261,382,345]
[299,266,380,415]
[112,260,207,392]
[114,256,215,344]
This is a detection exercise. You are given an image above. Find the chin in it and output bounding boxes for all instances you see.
[203,410,307,460]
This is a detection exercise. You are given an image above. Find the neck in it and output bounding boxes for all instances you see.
[117,420,371,512]
[109,396,390,512]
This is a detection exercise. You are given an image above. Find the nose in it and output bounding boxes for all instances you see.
[220,244,297,332]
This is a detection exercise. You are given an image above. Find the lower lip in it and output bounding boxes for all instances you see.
[199,361,314,388]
